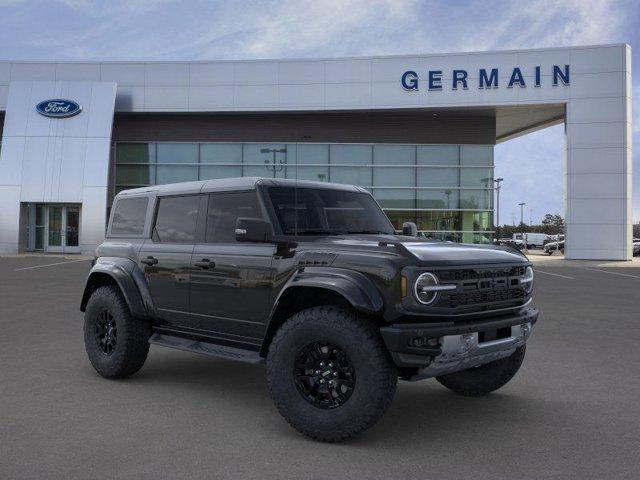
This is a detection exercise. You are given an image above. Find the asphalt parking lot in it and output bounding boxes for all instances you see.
[1,255,639,479]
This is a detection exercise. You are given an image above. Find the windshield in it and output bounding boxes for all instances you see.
[267,186,395,236]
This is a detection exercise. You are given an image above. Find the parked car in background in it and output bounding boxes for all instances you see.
[494,238,525,250]
[543,240,565,255]
[633,239,640,256]
[543,234,564,246]
[513,232,551,249]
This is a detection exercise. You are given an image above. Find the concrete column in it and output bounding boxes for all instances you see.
[564,45,632,260]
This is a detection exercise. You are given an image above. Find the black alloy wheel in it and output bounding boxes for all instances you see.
[294,342,356,409]
[266,305,397,441]
[95,309,117,355]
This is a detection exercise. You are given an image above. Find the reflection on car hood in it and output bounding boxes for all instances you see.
[304,234,528,266]
[400,241,528,265]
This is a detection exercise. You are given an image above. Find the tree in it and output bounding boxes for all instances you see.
[541,214,564,230]
[494,213,565,240]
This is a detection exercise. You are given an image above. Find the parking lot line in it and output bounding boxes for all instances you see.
[14,258,91,271]
[533,269,575,280]
[580,267,640,279]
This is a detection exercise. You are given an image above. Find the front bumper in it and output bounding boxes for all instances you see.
[380,307,538,380]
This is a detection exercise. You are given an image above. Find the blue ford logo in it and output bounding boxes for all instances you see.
[36,99,82,118]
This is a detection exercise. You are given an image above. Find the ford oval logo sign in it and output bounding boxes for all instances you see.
[35,99,82,118]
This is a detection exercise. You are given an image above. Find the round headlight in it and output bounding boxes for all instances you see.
[522,266,534,294]
[414,272,440,305]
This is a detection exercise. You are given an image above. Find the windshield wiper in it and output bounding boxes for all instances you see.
[345,230,392,235]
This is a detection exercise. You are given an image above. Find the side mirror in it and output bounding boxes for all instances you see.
[235,217,273,243]
[402,221,418,237]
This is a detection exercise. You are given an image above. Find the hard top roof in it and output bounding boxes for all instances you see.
[115,177,366,198]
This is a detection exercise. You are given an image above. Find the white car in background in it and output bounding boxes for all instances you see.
[543,240,565,255]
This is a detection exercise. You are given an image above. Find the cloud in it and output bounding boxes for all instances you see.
[489,0,625,49]
[0,0,637,222]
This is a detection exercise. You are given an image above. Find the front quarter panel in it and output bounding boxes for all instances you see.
[282,266,385,314]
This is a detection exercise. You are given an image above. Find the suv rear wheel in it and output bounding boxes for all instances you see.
[436,345,526,396]
[84,285,151,379]
[266,306,397,442]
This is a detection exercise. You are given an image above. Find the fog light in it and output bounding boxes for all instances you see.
[409,336,439,348]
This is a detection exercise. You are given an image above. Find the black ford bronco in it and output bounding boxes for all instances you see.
[81,177,538,441]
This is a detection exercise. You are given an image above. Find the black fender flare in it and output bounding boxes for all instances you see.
[260,267,384,355]
[80,257,153,319]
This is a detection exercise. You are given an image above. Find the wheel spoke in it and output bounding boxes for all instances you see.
[95,308,117,356]
[293,342,356,410]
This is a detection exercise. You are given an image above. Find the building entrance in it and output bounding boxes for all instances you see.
[28,204,81,253]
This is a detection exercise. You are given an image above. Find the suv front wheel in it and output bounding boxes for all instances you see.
[267,306,397,442]
[84,285,151,379]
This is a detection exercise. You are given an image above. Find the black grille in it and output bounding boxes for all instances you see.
[434,266,528,309]
[438,288,526,308]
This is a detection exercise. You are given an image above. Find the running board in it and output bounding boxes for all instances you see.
[149,333,264,364]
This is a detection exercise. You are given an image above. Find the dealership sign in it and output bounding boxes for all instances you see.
[36,99,82,118]
[401,65,570,91]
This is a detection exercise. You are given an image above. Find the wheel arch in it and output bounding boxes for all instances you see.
[80,257,151,319]
[259,268,385,357]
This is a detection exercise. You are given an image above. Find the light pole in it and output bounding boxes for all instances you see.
[518,202,526,230]
[261,147,287,178]
[494,178,503,227]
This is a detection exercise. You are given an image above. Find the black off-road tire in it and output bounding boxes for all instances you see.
[436,345,526,397]
[84,285,151,379]
[267,306,397,442]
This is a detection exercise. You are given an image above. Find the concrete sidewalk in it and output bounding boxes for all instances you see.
[526,250,640,268]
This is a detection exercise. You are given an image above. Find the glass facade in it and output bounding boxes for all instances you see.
[115,142,494,243]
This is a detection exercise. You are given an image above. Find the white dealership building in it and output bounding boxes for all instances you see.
[0,44,633,259]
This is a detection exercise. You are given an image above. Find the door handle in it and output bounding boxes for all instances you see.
[141,256,158,266]
[194,258,214,269]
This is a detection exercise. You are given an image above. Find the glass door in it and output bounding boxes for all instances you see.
[35,205,46,250]
[46,206,64,253]
[64,206,81,253]
[43,205,81,253]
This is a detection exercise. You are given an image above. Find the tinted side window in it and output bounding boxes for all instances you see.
[206,192,261,243]
[154,195,200,243]
[110,197,148,236]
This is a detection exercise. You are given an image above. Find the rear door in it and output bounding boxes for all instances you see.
[138,194,201,326]
[189,191,275,345]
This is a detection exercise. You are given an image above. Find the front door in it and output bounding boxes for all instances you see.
[189,191,275,345]
[44,205,81,253]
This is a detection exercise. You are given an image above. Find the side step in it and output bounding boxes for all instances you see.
[149,333,264,364]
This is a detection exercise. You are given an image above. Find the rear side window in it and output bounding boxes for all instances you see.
[206,192,262,243]
[154,195,200,243]
[110,197,148,236]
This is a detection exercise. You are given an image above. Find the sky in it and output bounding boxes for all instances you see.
[0,0,638,225]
